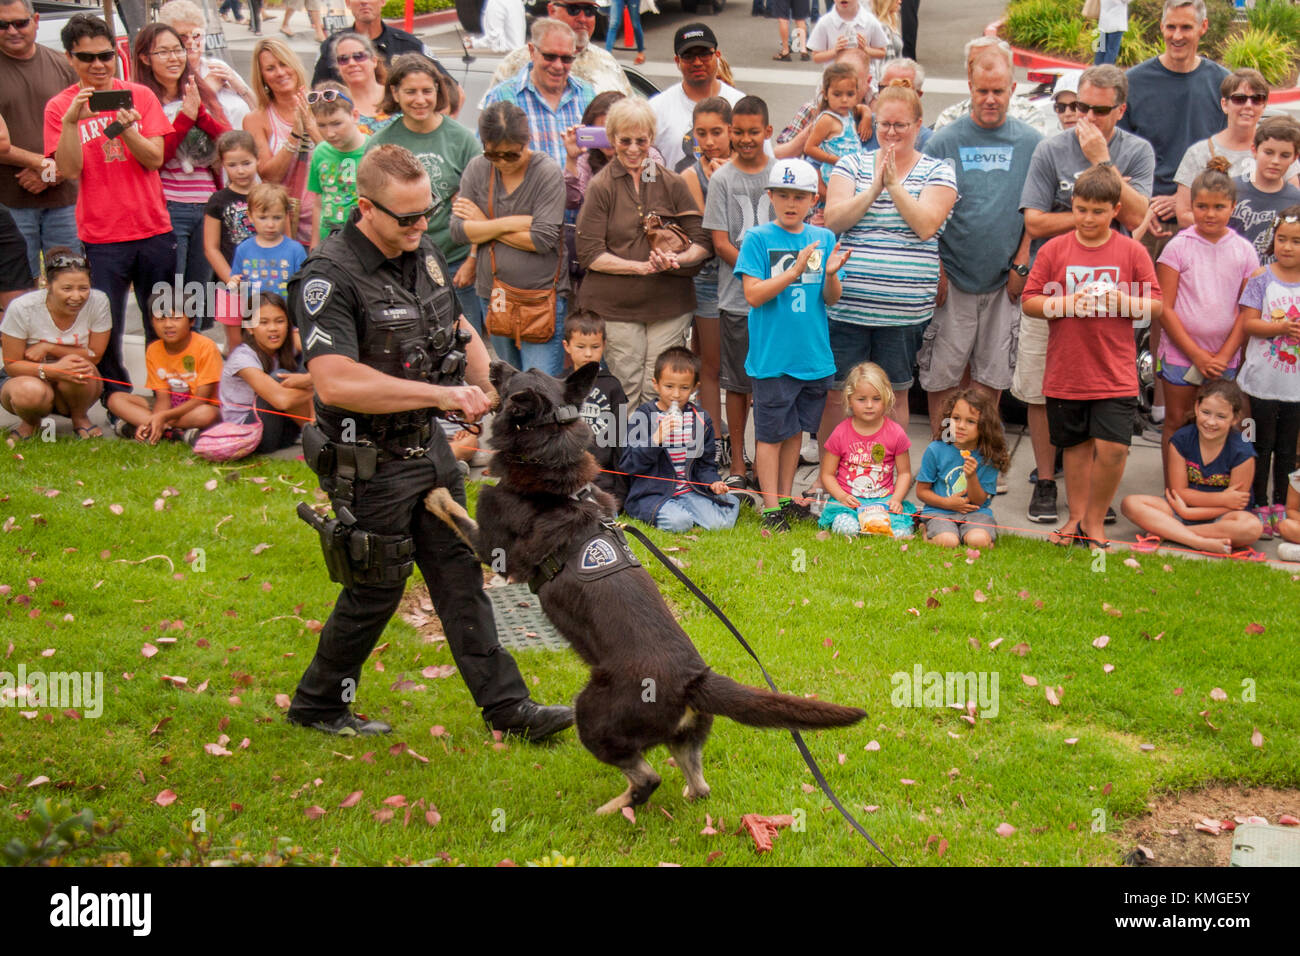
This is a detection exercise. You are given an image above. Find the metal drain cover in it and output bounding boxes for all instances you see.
[487,583,570,652]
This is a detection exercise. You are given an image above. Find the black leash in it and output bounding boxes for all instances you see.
[619,523,897,866]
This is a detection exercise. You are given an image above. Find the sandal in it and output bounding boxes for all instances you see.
[1230,547,1267,563]
[1131,534,1162,553]
[74,425,103,440]
[5,424,35,441]
[772,49,791,61]
[1073,530,1109,550]
[724,473,751,491]
[1048,523,1079,547]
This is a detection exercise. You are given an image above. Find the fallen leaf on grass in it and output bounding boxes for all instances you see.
[1064,737,1079,745]
[1245,623,1265,635]
[864,740,880,751]
[1021,674,1038,687]
[149,717,171,736]
[1139,743,1155,752]
[304,806,327,820]
[988,638,1003,650]
[421,665,457,679]
[1251,728,1264,748]
[141,643,158,658]
[1045,687,1060,707]
[383,794,407,807]
[251,543,273,555]
[995,822,1015,837]
[273,693,291,710]
[972,589,987,603]
[1209,688,1228,701]
[155,789,177,806]
[742,814,794,853]
[1091,634,1110,649]
[1010,642,1030,657]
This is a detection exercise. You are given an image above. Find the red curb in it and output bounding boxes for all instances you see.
[987,17,1300,103]
[389,9,461,29]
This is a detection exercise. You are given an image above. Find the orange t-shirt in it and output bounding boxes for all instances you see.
[145,334,223,408]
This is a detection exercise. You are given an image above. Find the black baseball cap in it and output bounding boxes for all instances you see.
[673,23,717,56]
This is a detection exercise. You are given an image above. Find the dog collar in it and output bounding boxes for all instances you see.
[512,404,581,430]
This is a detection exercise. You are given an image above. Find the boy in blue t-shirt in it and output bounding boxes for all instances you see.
[734,158,849,531]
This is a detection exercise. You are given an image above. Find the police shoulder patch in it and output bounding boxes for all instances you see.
[572,530,641,581]
[303,278,333,316]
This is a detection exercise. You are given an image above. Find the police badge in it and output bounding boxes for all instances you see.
[425,254,445,286]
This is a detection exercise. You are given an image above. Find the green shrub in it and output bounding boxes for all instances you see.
[1005,0,1074,50]
[380,0,456,17]
[1118,15,1165,66]
[1246,0,1300,38]
[1044,17,1094,59]
[1221,26,1298,86]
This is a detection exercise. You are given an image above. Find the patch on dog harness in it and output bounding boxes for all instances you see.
[572,529,641,581]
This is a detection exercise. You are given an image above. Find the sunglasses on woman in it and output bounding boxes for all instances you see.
[364,195,436,227]
[306,89,353,105]
[1053,100,1081,114]
[1227,92,1268,106]
[336,51,372,64]
[484,148,522,162]
[73,50,118,63]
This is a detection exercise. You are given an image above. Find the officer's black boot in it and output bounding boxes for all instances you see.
[487,700,575,742]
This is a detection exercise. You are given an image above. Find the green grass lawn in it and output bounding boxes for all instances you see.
[1,439,1296,866]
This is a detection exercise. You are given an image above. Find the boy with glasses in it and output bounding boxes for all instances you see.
[44,13,175,407]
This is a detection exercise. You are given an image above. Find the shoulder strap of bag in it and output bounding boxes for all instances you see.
[487,158,565,285]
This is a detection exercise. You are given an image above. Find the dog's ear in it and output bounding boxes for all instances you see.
[490,360,520,397]
[564,361,601,407]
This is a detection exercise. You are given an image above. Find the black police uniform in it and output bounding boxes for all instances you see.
[287,214,530,727]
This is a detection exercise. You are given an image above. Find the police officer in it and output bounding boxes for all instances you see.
[287,144,574,739]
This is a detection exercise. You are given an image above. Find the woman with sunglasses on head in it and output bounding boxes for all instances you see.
[1,250,109,440]
[135,22,231,332]
[450,102,568,376]
[242,37,320,244]
[1174,68,1300,229]
[159,0,257,131]
[331,32,390,135]
[575,96,712,406]
[367,54,484,335]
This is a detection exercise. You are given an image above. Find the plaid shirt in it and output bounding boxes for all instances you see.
[777,99,820,146]
[482,66,594,170]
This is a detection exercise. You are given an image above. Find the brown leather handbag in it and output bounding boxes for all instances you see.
[643,211,691,255]
[484,163,564,347]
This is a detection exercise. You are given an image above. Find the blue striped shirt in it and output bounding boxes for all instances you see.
[827,150,956,327]
[481,66,593,171]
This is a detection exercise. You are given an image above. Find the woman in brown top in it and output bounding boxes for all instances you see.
[576,97,711,406]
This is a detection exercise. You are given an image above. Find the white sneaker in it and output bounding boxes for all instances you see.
[799,432,818,465]
[1149,405,1165,425]
[1277,542,1300,562]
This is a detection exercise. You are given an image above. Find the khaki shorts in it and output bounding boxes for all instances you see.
[604,312,693,408]
[917,284,1019,392]
[1010,310,1048,406]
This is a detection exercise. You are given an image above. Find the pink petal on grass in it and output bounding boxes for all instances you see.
[273,693,291,710]
[1021,674,1038,687]
[995,822,1016,837]
[1209,688,1228,701]
[1102,664,1115,674]
[155,789,177,806]
[425,808,442,827]
[421,665,457,679]
[26,775,50,788]
[864,740,880,751]
[303,805,327,820]
[141,643,158,658]
[382,794,407,807]
[972,589,987,603]
[1064,737,1079,745]
[1251,728,1264,748]
[339,791,363,809]
[900,778,916,785]
[1045,686,1060,707]
[1092,634,1110,649]
[988,638,1003,650]
[430,725,447,738]
[1139,743,1155,752]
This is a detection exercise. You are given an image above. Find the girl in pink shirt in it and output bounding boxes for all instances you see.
[1156,157,1259,481]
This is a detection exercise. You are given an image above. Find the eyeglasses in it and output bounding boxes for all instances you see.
[539,51,576,64]
[1076,102,1117,116]
[0,17,32,31]
[484,148,523,162]
[558,3,597,16]
[336,51,372,64]
[73,50,118,63]
[48,253,89,271]
[1053,100,1081,114]
[364,195,435,227]
[877,121,914,132]
[149,46,186,59]
[307,89,353,105]
[1227,92,1269,106]
[678,49,715,63]
[616,136,649,147]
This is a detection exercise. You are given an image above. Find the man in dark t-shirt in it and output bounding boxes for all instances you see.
[311,0,446,85]
[0,0,80,283]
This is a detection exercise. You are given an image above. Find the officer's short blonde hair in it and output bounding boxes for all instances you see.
[357,145,428,199]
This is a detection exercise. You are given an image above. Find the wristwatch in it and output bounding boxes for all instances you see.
[1097,160,1115,168]
[1011,263,1030,277]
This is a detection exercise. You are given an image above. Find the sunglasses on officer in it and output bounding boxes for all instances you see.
[364,195,436,227]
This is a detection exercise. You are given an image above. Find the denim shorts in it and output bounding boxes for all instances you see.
[1157,360,1239,388]
[829,320,927,389]
[751,374,832,443]
[693,272,719,319]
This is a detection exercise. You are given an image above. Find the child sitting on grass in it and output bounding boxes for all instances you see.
[915,388,1009,548]
[621,347,739,533]
[1120,380,1262,557]
[818,360,915,537]
[107,292,221,444]
[218,292,313,454]
[563,309,629,510]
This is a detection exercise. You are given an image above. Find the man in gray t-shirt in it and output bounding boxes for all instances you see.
[1013,65,1154,524]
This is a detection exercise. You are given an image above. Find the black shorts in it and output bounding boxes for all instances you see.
[771,0,811,19]
[0,207,31,293]
[1045,396,1136,448]
[718,308,752,395]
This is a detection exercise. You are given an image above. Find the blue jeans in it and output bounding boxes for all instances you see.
[655,491,741,532]
[1095,31,1122,65]
[5,204,80,282]
[483,294,568,377]
[167,200,214,329]
[84,231,178,401]
[606,0,644,52]
[452,266,485,338]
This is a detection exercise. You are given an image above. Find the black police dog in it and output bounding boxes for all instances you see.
[425,361,865,816]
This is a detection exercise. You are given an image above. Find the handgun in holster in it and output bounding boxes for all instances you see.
[297,502,358,590]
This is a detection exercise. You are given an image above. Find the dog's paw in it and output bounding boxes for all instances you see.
[682,783,711,802]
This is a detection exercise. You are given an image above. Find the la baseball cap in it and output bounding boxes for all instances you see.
[673,23,718,56]
[768,159,818,194]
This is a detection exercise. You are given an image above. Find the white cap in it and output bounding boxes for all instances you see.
[768,158,819,194]
[1053,70,1083,99]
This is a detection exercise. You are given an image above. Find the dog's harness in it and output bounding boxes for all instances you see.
[527,484,641,594]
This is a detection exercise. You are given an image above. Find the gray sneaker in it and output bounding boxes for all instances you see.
[1028,479,1058,523]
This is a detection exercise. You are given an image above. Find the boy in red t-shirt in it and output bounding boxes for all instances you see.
[1021,165,1163,549]
[44,14,175,407]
